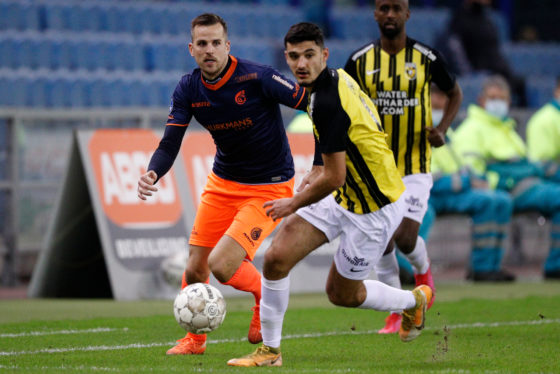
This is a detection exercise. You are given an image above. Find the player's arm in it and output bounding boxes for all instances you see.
[297,132,324,191]
[261,68,308,110]
[428,49,463,147]
[264,151,346,220]
[138,78,192,199]
[436,82,462,136]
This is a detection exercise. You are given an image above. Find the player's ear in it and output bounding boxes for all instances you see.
[188,42,194,57]
[225,39,231,53]
[322,47,329,63]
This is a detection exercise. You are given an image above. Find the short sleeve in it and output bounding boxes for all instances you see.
[311,91,351,154]
[430,49,456,92]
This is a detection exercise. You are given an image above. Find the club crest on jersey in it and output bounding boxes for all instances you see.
[405,62,417,80]
[250,227,263,241]
[235,90,247,105]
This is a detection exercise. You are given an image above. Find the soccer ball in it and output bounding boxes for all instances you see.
[173,283,226,334]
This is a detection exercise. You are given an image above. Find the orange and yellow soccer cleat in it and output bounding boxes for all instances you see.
[378,312,402,334]
[399,285,432,342]
[248,305,263,344]
[227,345,282,367]
[166,333,207,355]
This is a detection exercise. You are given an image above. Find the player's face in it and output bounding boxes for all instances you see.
[374,0,410,39]
[189,23,231,80]
[284,41,329,87]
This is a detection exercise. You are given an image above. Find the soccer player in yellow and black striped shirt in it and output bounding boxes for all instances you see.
[344,0,462,333]
[228,22,433,368]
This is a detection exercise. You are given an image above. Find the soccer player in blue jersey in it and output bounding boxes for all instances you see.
[137,13,307,355]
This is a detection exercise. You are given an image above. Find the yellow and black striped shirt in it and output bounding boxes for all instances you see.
[309,68,405,214]
[345,38,455,176]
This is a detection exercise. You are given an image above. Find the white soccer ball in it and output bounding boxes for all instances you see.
[173,283,226,334]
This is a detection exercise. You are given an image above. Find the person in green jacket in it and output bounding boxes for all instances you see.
[454,75,560,279]
[421,85,514,281]
[526,77,560,183]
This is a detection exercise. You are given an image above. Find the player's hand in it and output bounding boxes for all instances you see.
[427,126,446,147]
[296,166,323,192]
[138,170,158,200]
[263,198,296,221]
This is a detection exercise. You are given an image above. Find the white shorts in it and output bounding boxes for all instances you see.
[401,173,433,223]
[296,194,405,280]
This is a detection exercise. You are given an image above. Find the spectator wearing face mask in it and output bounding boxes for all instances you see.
[419,85,514,281]
[453,75,560,280]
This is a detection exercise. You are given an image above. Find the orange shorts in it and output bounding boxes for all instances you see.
[189,172,295,260]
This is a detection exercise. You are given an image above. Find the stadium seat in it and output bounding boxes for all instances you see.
[457,73,488,109]
[526,77,555,109]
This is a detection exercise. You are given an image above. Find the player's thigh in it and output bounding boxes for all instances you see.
[189,190,237,249]
[334,195,405,280]
[263,214,328,279]
[208,235,248,282]
[401,173,433,223]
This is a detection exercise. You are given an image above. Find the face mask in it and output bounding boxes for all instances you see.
[484,99,509,119]
[431,109,444,126]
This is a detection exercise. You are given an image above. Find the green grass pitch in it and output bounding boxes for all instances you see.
[1,282,559,373]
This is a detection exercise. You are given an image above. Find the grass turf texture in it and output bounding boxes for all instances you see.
[1,282,559,373]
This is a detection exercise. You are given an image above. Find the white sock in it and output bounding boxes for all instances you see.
[374,250,402,289]
[405,236,430,274]
[358,280,416,311]
[260,276,290,349]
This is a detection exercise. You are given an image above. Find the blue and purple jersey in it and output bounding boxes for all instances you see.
[148,56,307,184]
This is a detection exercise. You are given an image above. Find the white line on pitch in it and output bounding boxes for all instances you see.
[1,318,559,357]
[0,327,129,338]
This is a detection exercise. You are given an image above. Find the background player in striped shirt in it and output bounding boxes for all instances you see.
[137,13,307,355]
[228,22,432,368]
[344,0,462,333]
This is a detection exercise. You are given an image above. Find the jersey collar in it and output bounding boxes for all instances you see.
[201,55,238,91]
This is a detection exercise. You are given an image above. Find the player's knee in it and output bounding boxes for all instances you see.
[185,265,209,285]
[395,234,417,253]
[207,255,235,283]
[262,246,290,279]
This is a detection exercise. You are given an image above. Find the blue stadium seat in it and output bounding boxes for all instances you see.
[28,77,49,107]
[0,1,40,31]
[0,38,17,69]
[68,78,89,107]
[457,73,488,109]
[48,78,71,107]
[504,43,560,77]
[526,77,555,109]
[330,8,378,42]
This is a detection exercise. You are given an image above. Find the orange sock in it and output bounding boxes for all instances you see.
[186,332,207,341]
[223,260,261,304]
